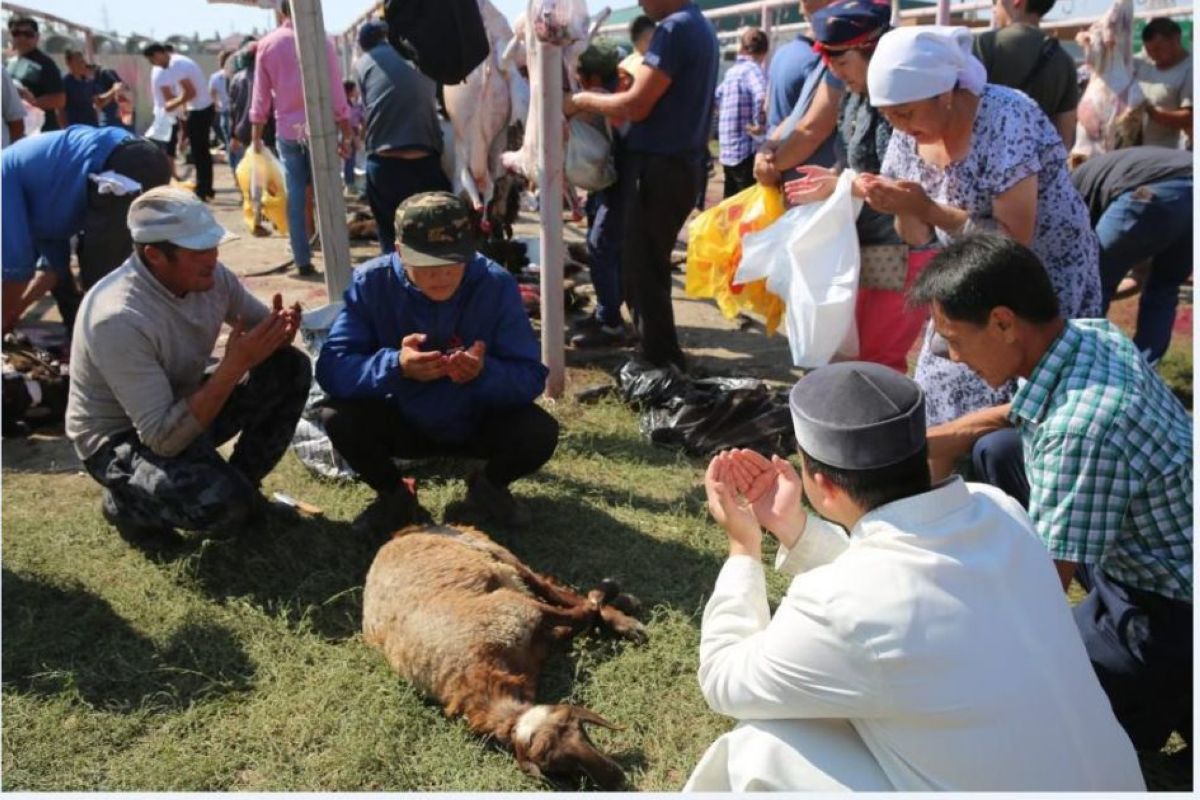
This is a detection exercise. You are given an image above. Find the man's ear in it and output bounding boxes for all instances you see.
[989,306,1018,343]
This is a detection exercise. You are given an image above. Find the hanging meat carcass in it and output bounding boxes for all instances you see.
[1072,0,1144,161]
[499,2,610,188]
[443,0,528,216]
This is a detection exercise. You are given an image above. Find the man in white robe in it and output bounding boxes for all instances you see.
[685,361,1144,792]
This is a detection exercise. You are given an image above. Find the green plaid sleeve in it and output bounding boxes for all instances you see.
[1026,432,1132,565]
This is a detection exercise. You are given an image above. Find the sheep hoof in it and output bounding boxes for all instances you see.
[608,592,642,617]
[595,578,620,604]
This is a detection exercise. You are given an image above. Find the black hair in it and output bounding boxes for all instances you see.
[7,16,37,34]
[739,27,769,56]
[278,0,292,18]
[908,233,1060,325]
[630,15,656,42]
[217,50,231,68]
[800,445,932,512]
[135,241,181,263]
[64,48,85,61]
[343,79,357,94]
[1142,17,1182,42]
[1025,0,1057,18]
[141,42,168,59]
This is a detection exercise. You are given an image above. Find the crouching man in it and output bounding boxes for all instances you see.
[316,191,558,535]
[66,187,312,552]
[686,361,1143,791]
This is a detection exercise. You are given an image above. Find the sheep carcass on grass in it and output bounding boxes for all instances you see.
[362,522,646,790]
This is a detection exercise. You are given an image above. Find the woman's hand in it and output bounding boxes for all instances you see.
[783,166,837,206]
[859,175,933,217]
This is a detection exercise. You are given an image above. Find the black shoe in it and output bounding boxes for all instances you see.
[101,500,185,553]
[352,486,430,540]
[571,323,628,349]
[465,471,531,528]
[295,263,317,278]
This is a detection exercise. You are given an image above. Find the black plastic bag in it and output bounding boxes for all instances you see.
[614,359,796,458]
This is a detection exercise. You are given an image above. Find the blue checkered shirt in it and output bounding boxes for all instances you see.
[1010,320,1193,601]
[715,56,767,166]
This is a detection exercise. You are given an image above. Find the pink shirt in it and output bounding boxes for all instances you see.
[249,19,350,141]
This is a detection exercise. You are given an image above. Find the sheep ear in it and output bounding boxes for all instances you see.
[517,759,544,782]
[571,706,622,731]
[576,748,627,791]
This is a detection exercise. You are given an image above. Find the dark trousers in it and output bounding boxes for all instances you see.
[365,153,451,256]
[79,138,173,290]
[585,183,624,328]
[83,347,311,531]
[186,105,216,197]
[971,426,1193,750]
[318,398,559,495]
[971,428,1030,507]
[1075,565,1193,751]
[620,152,702,370]
[722,155,755,199]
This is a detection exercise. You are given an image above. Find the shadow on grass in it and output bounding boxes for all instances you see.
[559,429,701,470]
[2,569,255,713]
[452,492,724,618]
[172,514,375,642]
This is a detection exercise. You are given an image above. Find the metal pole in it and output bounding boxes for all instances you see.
[289,0,353,301]
[891,0,902,26]
[936,0,951,25]
[538,41,565,400]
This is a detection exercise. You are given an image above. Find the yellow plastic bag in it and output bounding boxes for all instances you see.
[235,148,289,235]
[685,184,786,334]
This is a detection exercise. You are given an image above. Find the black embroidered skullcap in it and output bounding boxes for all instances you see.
[789,361,926,469]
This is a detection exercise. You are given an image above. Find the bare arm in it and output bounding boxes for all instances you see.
[1054,110,1076,149]
[926,403,1013,481]
[769,80,841,172]
[6,118,23,143]
[1146,104,1194,133]
[166,77,196,112]
[570,64,671,124]
[1053,560,1077,592]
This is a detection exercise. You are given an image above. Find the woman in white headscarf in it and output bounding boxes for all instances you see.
[858,26,1101,428]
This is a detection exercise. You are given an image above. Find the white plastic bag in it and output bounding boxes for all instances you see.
[565,115,616,191]
[736,170,862,369]
[289,303,357,481]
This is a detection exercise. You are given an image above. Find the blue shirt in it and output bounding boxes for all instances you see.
[777,60,840,171]
[766,36,820,130]
[95,67,124,127]
[625,2,719,161]
[1,126,133,277]
[64,74,98,127]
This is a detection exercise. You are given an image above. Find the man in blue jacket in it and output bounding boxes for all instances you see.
[316,192,558,535]
[2,126,171,335]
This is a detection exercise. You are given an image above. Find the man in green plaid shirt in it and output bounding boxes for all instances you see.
[911,234,1192,758]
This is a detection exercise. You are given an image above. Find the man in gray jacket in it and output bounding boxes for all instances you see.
[66,187,311,553]
[353,19,450,256]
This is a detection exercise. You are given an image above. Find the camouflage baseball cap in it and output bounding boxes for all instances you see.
[395,191,477,267]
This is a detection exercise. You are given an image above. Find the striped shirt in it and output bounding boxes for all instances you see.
[1010,320,1193,601]
[715,55,767,166]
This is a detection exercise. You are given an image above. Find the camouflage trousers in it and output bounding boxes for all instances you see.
[83,347,311,532]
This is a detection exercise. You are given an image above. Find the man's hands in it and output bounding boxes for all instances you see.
[221,293,300,376]
[753,146,782,187]
[399,334,486,384]
[705,448,810,558]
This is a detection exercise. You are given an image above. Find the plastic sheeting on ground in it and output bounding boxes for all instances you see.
[615,358,796,458]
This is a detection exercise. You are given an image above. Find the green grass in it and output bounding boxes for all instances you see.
[3,363,1188,791]
[2,367,791,791]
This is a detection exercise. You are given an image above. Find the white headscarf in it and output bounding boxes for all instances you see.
[867,26,987,107]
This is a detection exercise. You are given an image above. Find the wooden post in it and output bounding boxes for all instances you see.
[538,41,565,400]
[289,0,353,301]
[936,0,951,25]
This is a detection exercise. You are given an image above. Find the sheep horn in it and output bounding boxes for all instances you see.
[572,706,623,731]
